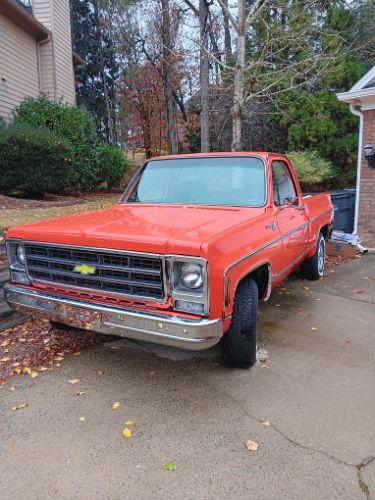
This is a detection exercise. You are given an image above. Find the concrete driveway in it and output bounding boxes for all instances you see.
[1,255,374,499]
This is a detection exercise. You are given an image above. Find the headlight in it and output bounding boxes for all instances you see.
[16,244,25,265]
[180,263,203,289]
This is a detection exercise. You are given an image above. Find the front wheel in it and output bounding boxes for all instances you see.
[222,278,258,369]
[298,232,325,280]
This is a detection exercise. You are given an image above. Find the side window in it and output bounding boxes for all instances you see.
[272,161,297,206]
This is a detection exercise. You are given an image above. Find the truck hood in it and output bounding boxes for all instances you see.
[6,203,266,255]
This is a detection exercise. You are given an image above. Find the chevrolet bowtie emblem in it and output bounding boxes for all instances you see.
[73,264,96,275]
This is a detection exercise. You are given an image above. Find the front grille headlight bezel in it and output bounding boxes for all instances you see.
[166,255,209,316]
[6,239,30,284]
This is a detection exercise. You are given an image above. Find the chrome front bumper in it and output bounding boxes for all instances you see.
[4,284,223,351]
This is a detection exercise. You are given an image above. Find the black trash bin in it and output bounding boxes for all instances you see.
[330,190,355,233]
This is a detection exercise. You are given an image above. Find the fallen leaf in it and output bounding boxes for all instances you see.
[29,371,38,379]
[76,391,85,396]
[122,427,132,437]
[39,367,48,372]
[12,403,28,411]
[78,416,85,421]
[262,421,271,427]
[164,463,176,472]
[311,327,318,331]
[43,338,50,344]
[56,356,64,362]
[259,361,267,368]
[110,346,120,351]
[112,402,121,410]
[1,357,10,362]
[244,439,259,451]
[124,420,135,426]
[73,352,81,356]
[68,379,80,384]
[96,370,104,376]
[13,367,21,375]
[10,386,16,391]
[1,340,10,347]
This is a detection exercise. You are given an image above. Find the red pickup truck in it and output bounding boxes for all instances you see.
[5,153,333,369]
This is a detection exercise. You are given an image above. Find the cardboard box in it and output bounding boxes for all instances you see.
[326,240,357,258]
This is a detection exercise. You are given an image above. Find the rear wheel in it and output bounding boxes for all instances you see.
[223,278,258,369]
[298,232,325,280]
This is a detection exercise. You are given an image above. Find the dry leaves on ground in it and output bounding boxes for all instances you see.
[0,318,107,385]
[12,403,28,411]
[164,463,176,472]
[112,402,121,410]
[244,440,259,451]
[122,428,132,437]
[68,379,80,385]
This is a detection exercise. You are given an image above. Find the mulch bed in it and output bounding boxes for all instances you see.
[0,318,107,385]
[0,192,119,211]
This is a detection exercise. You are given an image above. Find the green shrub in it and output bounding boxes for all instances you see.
[13,95,98,147]
[93,144,126,189]
[10,95,127,193]
[0,123,75,196]
[287,150,338,191]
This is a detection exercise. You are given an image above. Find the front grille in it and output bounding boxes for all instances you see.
[25,244,164,300]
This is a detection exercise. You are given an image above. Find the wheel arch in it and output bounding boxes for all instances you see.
[320,223,332,241]
[228,263,272,307]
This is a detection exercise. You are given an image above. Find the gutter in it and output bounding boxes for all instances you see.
[349,103,363,236]
[37,34,51,93]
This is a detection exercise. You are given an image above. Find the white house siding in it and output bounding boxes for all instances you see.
[52,0,75,103]
[33,0,76,104]
[0,12,40,121]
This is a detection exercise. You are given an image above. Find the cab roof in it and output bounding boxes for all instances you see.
[149,152,281,162]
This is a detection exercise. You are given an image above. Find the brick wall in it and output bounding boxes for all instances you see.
[358,109,375,247]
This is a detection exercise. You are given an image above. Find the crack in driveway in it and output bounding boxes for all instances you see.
[199,372,373,497]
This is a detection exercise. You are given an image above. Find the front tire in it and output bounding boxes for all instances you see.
[223,278,258,369]
[298,232,325,280]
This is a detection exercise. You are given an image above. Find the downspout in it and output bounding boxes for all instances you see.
[37,34,51,93]
[349,103,363,236]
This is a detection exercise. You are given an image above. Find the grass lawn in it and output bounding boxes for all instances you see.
[0,194,119,230]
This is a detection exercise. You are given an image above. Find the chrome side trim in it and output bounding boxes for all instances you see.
[310,207,334,223]
[4,284,223,351]
[225,222,309,276]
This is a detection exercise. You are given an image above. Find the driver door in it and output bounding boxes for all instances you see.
[272,160,308,277]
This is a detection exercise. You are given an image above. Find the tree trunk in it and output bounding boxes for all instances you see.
[93,0,115,144]
[161,0,178,154]
[199,0,210,152]
[231,0,245,152]
[221,0,232,62]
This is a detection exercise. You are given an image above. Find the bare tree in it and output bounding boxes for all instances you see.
[161,0,179,154]
[199,0,210,152]
[215,0,349,151]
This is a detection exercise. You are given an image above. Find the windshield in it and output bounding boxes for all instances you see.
[125,157,266,207]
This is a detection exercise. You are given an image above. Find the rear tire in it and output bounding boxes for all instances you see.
[223,278,258,369]
[298,232,325,280]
